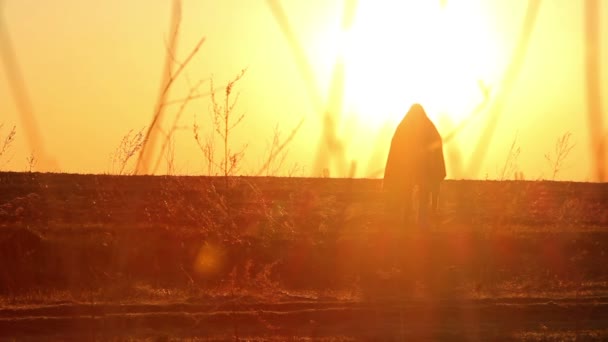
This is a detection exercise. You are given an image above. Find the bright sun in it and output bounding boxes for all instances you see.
[332,1,501,127]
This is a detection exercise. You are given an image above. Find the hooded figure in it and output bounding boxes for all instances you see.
[384,103,446,226]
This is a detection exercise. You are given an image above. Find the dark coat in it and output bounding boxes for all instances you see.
[384,104,446,192]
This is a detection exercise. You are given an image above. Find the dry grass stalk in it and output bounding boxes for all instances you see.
[466,0,542,177]
[194,70,247,177]
[267,0,351,177]
[152,77,208,174]
[266,0,322,111]
[135,0,206,175]
[193,120,216,176]
[442,80,492,145]
[111,128,145,175]
[257,118,305,176]
[25,150,36,173]
[165,135,176,175]
[0,124,16,168]
[499,136,521,180]
[0,10,55,170]
[545,132,575,180]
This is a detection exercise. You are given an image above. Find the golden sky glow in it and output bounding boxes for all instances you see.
[1,0,606,180]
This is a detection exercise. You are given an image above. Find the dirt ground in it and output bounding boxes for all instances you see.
[0,172,607,340]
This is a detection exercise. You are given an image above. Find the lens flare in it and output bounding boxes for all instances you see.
[193,241,225,277]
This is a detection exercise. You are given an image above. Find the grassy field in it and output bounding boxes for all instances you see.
[0,172,607,340]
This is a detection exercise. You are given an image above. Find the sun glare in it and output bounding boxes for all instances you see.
[330,1,501,127]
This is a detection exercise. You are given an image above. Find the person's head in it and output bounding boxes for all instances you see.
[405,103,427,121]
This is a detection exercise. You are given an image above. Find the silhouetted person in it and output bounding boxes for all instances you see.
[384,103,446,227]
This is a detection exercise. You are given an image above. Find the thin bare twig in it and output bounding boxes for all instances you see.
[151,78,208,174]
[194,70,247,178]
[162,88,217,106]
[26,150,37,173]
[136,0,207,174]
[0,6,56,170]
[165,135,176,175]
[545,132,575,180]
[256,118,305,176]
[111,128,146,175]
[266,0,322,112]
[269,0,358,177]
[138,33,206,172]
[193,121,221,175]
[0,124,16,167]
[442,80,492,144]
[466,0,542,177]
[498,136,520,181]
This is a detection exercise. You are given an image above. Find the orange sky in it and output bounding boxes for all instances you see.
[1,0,606,180]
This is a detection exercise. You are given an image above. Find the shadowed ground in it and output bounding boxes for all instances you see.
[0,172,607,340]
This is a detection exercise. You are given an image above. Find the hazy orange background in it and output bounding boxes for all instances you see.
[1,0,606,180]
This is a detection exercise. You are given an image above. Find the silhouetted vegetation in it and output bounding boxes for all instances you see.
[0,124,16,169]
[0,173,607,339]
